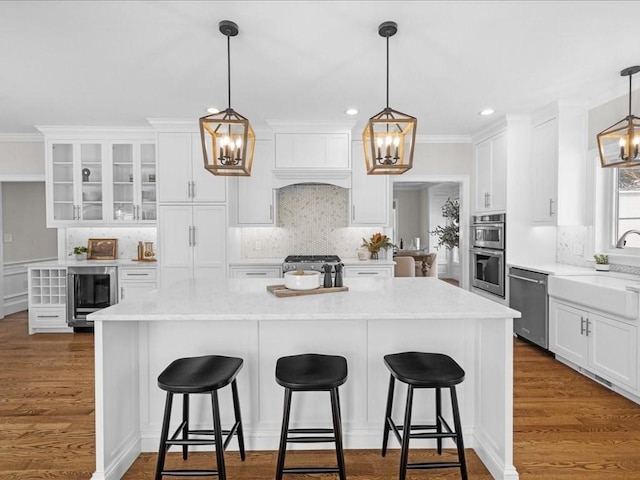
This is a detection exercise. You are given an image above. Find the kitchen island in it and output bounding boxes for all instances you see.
[89,277,520,480]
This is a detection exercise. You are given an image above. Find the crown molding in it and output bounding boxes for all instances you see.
[415,135,472,144]
[0,133,43,142]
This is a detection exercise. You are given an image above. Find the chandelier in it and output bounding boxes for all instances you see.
[597,65,640,168]
[363,21,417,175]
[199,20,255,176]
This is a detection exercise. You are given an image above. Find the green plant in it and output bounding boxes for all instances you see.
[70,246,88,256]
[430,198,459,250]
[593,254,609,265]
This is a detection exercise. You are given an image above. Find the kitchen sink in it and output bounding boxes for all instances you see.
[548,273,640,319]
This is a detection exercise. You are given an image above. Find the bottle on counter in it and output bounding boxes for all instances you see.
[400,238,404,250]
[137,241,144,260]
[322,264,333,288]
[334,263,344,288]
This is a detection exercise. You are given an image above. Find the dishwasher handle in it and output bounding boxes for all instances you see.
[507,273,545,285]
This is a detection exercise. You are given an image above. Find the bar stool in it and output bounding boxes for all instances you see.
[154,355,245,480]
[381,352,468,480]
[275,353,348,480]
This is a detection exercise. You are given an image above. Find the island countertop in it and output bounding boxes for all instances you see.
[91,277,521,321]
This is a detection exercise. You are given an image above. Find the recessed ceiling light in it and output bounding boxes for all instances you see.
[345,108,359,115]
[206,107,220,114]
[479,108,495,116]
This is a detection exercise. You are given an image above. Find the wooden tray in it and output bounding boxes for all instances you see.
[131,258,157,262]
[267,284,348,298]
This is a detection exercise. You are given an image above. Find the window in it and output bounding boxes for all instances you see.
[614,168,640,248]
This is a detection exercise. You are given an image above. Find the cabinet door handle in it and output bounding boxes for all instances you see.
[352,205,356,221]
[190,181,196,199]
[585,318,591,336]
[188,226,193,246]
[486,192,491,207]
[580,316,585,335]
[270,204,274,221]
[549,198,555,217]
[121,287,124,300]
[192,226,197,246]
[127,273,149,276]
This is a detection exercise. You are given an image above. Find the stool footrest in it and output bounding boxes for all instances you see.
[287,436,336,443]
[288,428,333,434]
[283,466,340,474]
[161,468,219,476]
[166,439,217,446]
[407,461,462,470]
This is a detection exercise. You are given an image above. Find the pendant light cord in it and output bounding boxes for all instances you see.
[629,72,633,119]
[227,33,232,109]
[385,34,390,110]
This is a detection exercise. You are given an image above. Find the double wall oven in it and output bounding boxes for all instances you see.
[470,213,505,298]
[67,266,118,328]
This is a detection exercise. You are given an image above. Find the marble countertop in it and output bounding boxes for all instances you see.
[28,259,157,268]
[229,257,395,266]
[90,277,520,322]
[507,262,594,276]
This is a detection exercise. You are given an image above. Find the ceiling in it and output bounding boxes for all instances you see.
[2,1,640,137]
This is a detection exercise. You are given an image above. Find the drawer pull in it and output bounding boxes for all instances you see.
[37,315,59,318]
[358,271,379,275]
[246,272,267,276]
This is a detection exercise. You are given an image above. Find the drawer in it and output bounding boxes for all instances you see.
[344,266,392,278]
[120,267,157,282]
[29,306,69,334]
[230,266,282,278]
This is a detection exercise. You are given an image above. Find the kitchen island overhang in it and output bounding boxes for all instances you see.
[90,277,521,480]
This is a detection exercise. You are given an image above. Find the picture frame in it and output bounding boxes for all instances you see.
[87,238,118,260]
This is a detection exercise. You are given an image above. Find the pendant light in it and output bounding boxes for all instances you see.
[363,21,417,175]
[597,66,640,168]
[199,20,255,176]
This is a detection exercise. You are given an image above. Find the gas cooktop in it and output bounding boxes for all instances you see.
[282,255,342,272]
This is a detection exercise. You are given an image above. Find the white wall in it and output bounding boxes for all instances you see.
[0,140,45,176]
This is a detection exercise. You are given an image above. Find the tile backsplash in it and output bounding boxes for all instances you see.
[240,184,384,259]
[66,227,157,260]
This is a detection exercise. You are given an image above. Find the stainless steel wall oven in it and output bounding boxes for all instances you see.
[470,214,506,298]
[67,266,118,328]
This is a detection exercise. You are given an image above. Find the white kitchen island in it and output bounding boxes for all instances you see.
[89,277,520,480]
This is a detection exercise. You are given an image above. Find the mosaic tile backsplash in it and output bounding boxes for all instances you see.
[240,184,385,259]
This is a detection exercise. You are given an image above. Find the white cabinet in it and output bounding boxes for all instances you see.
[47,141,108,226]
[158,205,227,285]
[531,118,558,224]
[550,299,637,391]
[275,133,350,170]
[344,264,394,278]
[229,265,282,278]
[157,133,226,203]
[234,139,275,225]
[28,267,70,334]
[474,132,506,213]
[110,142,157,223]
[119,267,157,301]
[350,141,390,226]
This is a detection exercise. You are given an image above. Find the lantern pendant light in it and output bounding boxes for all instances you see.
[363,21,417,175]
[200,20,255,176]
[597,65,640,168]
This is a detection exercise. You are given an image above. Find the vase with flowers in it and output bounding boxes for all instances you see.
[362,232,395,260]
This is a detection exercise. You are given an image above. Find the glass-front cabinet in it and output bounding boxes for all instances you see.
[111,142,156,223]
[43,129,157,227]
[50,142,106,224]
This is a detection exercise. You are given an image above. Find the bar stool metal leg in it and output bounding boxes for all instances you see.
[381,375,395,457]
[399,385,414,480]
[436,387,443,455]
[155,392,173,480]
[330,387,347,480]
[182,393,189,460]
[211,390,226,480]
[450,386,468,480]
[231,379,246,461]
[275,387,293,480]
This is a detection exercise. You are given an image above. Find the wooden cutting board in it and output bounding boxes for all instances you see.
[267,284,349,297]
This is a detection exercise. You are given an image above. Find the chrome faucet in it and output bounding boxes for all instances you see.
[615,229,640,248]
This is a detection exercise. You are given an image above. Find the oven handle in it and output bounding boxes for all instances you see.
[471,223,504,228]
[470,247,504,257]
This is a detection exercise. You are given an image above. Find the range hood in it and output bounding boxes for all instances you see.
[272,169,352,189]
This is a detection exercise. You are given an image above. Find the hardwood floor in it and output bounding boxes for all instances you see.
[1,310,640,479]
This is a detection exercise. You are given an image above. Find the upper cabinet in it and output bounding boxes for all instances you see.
[110,142,157,223]
[531,117,558,224]
[233,139,276,226]
[157,132,226,203]
[275,133,350,170]
[42,127,157,227]
[474,132,506,213]
[350,140,390,226]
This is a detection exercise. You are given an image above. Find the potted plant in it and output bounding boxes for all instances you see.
[593,254,610,271]
[362,232,394,260]
[70,246,88,261]
[430,198,460,250]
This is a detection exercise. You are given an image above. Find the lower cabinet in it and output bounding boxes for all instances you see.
[344,264,393,278]
[158,204,227,286]
[229,265,282,278]
[28,266,70,334]
[119,267,157,301]
[550,299,638,391]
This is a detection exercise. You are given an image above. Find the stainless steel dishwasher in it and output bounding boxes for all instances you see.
[508,267,549,349]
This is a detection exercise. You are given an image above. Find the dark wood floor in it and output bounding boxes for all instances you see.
[1,310,640,479]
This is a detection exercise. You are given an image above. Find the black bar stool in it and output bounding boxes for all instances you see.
[154,355,245,480]
[275,353,348,480]
[381,352,468,480]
